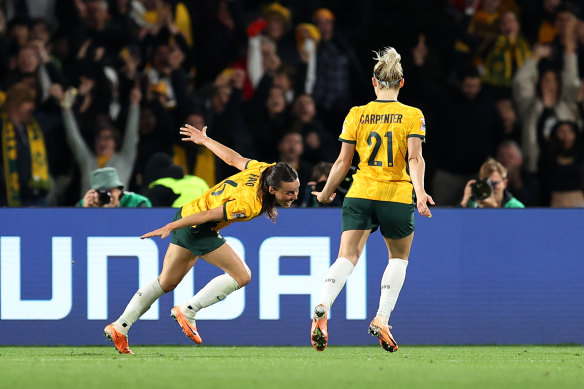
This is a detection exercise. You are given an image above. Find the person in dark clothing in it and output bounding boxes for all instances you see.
[496,140,540,207]
[288,94,337,164]
[311,8,366,133]
[206,69,254,180]
[191,0,247,87]
[412,64,505,206]
[248,84,290,163]
[538,120,584,207]
[277,130,312,206]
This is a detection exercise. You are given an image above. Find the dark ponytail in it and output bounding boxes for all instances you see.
[259,162,298,222]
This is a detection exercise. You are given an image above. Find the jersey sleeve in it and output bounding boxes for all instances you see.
[407,108,426,142]
[244,159,271,170]
[223,195,254,221]
[338,107,358,144]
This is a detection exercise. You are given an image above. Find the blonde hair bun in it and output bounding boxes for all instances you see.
[373,47,403,88]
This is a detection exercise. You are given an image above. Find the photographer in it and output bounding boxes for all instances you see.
[303,162,344,207]
[77,167,151,208]
[460,158,525,208]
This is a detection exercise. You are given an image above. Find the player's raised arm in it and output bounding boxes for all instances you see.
[180,124,250,171]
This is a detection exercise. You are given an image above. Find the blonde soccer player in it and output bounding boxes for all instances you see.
[104,124,299,354]
[310,46,434,352]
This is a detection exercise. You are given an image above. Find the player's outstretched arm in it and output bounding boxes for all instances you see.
[408,137,434,217]
[140,206,224,239]
[312,142,355,203]
[180,124,250,171]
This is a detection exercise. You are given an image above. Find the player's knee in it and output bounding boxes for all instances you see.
[235,269,252,287]
[158,277,179,293]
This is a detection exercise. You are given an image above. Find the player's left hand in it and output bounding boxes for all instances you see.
[312,191,336,204]
[416,193,435,218]
[180,124,208,145]
[141,225,173,239]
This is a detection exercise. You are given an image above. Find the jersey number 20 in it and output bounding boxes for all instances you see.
[367,131,393,167]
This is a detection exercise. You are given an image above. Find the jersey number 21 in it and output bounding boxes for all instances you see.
[367,131,393,167]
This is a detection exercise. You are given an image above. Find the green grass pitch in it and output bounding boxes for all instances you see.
[0,345,582,388]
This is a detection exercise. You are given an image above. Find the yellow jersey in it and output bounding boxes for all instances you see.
[339,100,426,204]
[180,160,275,231]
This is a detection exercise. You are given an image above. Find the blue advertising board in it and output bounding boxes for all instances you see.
[0,208,582,346]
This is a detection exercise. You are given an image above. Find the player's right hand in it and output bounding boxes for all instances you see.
[141,225,172,239]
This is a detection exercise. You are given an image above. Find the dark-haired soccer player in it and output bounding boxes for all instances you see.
[104,124,299,354]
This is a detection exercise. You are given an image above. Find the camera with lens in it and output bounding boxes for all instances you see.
[471,179,495,201]
[96,190,112,206]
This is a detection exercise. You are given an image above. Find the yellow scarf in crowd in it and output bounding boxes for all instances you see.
[1,111,50,206]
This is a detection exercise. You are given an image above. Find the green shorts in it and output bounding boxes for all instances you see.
[342,197,415,239]
[170,209,226,257]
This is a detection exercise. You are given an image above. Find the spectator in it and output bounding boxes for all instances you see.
[144,41,188,110]
[191,0,247,88]
[312,8,357,132]
[452,0,505,66]
[130,99,175,190]
[460,158,525,208]
[5,17,29,56]
[496,98,522,143]
[302,161,344,207]
[548,3,584,78]
[3,41,64,110]
[179,110,217,187]
[277,130,312,205]
[417,64,504,206]
[249,84,289,163]
[513,42,580,173]
[60,84,141,198]
[247,34,280,89]
[521,0,561,44]
[538,121,584,207]
[0,82,50,206]
[77,166,151,207]
[482,11,531,99]
[206,68,254,180]
[289,93,337,164]
[142,152,209,207]
[262,2,298,66]
[4,0,57,26]
[496,140,540,206]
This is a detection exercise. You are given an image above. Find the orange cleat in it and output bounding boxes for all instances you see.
[171,306,202,344]
[310,305,328,351]
[368,317,398,352]
[104,323,134,354]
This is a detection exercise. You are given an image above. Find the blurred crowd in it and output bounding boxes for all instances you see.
[1,0,583,208]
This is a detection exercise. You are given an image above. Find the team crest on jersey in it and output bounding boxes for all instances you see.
[420,118,426,133]
[232,212,246,219]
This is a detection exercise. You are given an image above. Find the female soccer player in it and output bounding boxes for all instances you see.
[310,47,434,352]
[104,124,299,354]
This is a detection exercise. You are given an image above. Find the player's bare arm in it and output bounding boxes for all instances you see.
[313,142,355,203]
[407,137,434,217]
[141,206,224,239]
[180,124,250,171]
